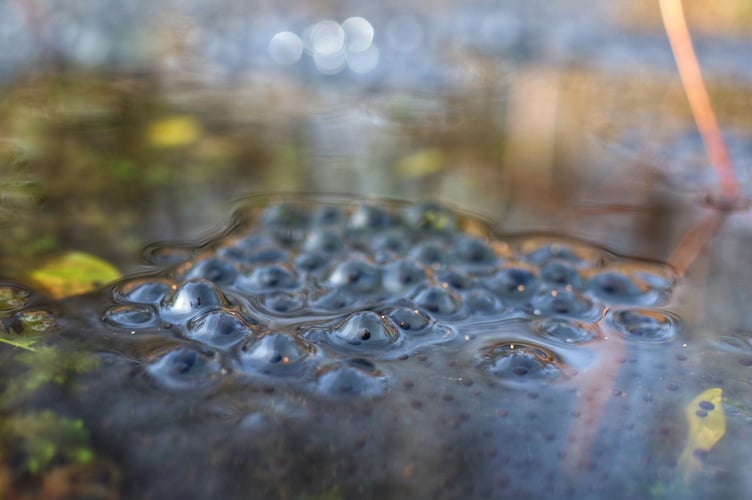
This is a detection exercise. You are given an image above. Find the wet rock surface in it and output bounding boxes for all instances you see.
[11,196,750,499]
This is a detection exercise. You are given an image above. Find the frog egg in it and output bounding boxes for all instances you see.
[329,311,402,351]
[539,262,583,289]
[410,241,450,268]
[328,260,382,294]
[348,204,395,231]
[484,266,539,302]
[147,347,223,389]
[259,292,305,315]
[303,229,346,254]
[242,265,298,293]
[606,309,680,343]
[530,288,600,321]
[316,358,389,399]
[385,306,432,334]
[368,230,412,256]
[382,260,428,293]
[159,279,230,323]
[437,270,474,292]
[238,333,314,376]
[533,318,596,344]
[451,236,499,270]
[587,271,650,305]
[113,277,176,305]
[294,251,331,276]
[310,205,345,227]
[186,309,257,347]
[479,341,561,382]
[184,257,239,286]
[413,286,462,316]
[260,203,308,230]
[103,304,159,329]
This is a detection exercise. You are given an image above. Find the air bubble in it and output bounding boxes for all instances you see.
[148,347,223,389]
[159,279,230,323]
[239,333,313,376]
[328,260,381,294]
[103,304,158,328]
[317,359,388,398]
[479,342,561,381]
[607,309,680,343]
[534,319,595,344]
[186,309,256,347]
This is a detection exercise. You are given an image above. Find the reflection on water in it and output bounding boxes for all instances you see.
[0,0,752,498]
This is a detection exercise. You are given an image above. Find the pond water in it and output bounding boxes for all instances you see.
[1,1,752,499]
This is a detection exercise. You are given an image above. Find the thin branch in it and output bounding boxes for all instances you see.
[658,0,741,205]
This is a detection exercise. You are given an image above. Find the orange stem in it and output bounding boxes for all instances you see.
[658,0,740,204]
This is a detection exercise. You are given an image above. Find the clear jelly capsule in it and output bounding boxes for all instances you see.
[103,304,159,329]
[484,266,539,301]
[186,309,256,347]
[147,347,223,389]
[533,318,596,344]
[328,260,381,294]
[479,341,561,381]
[113,277,176,305]
[316,358,388,399]
[184,257,239,286]
[239,333,314,376]
[329,311,402,349]
[159,279,230,323]
[606,309,680,343]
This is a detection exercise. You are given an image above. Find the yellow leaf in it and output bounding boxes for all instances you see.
[678,387,725,483]
[29,251,120,299]
[396,149,445,178]
[147,116,201,148]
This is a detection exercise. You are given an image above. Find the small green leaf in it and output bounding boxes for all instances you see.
[29,251,120,298]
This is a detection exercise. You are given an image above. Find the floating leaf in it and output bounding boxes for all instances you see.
[396,149,444,178]
[678,387,725,483]
[29,251,120,299]
[147,116,201,148]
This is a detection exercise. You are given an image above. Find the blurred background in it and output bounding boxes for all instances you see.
[0,0,751,280]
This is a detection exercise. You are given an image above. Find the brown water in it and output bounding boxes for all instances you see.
[1,1,752,498]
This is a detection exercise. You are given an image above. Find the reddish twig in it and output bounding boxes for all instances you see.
[658,0,741,206]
